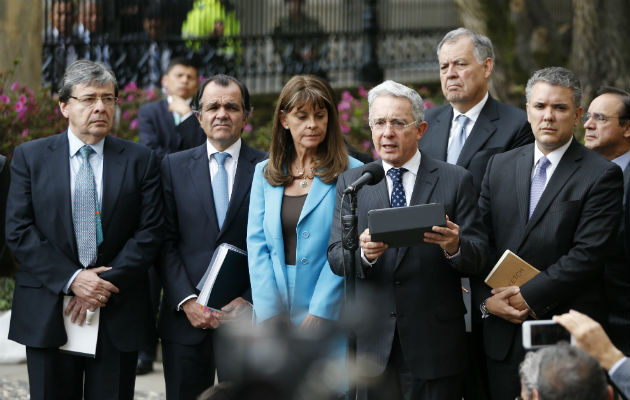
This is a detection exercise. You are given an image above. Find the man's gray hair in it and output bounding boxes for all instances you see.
[368,80,424,122]
[437,28,495,65]
[519,351,543,400]
[536,344,609,400]
[525,67,582,107]
[59,59,118,102]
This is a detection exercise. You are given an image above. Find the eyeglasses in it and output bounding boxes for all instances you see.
[369,118,418,133]
[69,95,118,107]
[581,112,622,123]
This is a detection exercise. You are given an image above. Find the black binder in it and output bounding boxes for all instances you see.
[196,244,249,310]
[367,203,446,247]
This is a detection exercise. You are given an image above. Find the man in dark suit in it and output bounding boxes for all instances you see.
[6,60,162,400]
[478,67,624,399]
[583,86,630,354]
[136,56,205,375]
[138,57,206,160]
[328,80,488,400]
[157,74,265,400]
[418,29,533,400]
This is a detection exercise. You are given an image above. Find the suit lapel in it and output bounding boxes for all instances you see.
[101,137,127,237]
[49,133,75,254]
[221,144,257,236]
[298,175,331,224]
[187,144,218,228]
[524,140,581,237]
[514,145,534,243]
[423,106,452,160]
[160,99,181,149]
[457,97,498,168]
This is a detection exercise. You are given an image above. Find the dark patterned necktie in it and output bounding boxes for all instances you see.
[387,167,407,207]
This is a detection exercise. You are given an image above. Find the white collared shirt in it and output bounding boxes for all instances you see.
[65,129,105,293]
[167,95,194,123]
[206,138,241,201]
[382,150,422,202]
[448,92,489,148]
[532,137,573,188]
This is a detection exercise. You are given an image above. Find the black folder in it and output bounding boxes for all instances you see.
[367,203,446,247]
[196,244,249,310]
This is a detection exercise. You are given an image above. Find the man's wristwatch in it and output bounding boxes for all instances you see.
[480,298,490,319]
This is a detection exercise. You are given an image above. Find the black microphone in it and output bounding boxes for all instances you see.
[343,162,385,194]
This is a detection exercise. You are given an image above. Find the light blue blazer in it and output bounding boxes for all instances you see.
[247,157,362,324]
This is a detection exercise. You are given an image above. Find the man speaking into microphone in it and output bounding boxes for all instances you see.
[327,80,488,400]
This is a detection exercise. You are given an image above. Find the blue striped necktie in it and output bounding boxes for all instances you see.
[212,152,231,229]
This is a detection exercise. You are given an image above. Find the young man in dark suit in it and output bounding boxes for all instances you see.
[157,74,265,400]
[6,60,163,400]
[138,57,206,160]
[478,67,624,399]
[328,80,488,400]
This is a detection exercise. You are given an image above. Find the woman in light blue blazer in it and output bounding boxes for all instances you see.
[247,75,362,329]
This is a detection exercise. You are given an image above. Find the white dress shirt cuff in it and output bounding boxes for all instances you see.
[609,356,627,375]
[178,294,198,311]
[64,269,83,294]
[360,248,378,266]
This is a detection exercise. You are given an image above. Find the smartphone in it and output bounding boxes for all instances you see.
[522,320,574,349]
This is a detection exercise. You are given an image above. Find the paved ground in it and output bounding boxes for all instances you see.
[0,360,167,400]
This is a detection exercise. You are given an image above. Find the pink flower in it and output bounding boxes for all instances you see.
[340,123,350,134]
[130,118,138,130]
[341,91,353,102]
[10,81,19,91]
[371,149,380,159]
[199,76,206,82]
[15,101,26,113]
[122,110,131,120]
[0,94,10,104]
[358,87,367,98]
[362,140,371,150]
[21,129,29,138]
[419,86,429,95]
[18,94,27,104]
[423,99,435,109]
[340,112,349,121]
[244,123,252,132]
[126,94,135,102]
[337,100,350,111]
[146,88,157,100]
[123,82,138,91]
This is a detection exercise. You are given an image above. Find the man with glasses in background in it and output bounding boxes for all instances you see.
[6,60,162,400]
[583,86,630,355]
[328,80,487,400]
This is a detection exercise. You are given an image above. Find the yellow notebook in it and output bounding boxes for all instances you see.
[484,249,540,288]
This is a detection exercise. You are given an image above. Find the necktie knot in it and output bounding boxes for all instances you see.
[447,115,470,164]
[79,145,94,161]
[536,156,551,172]
[213,152,230,166]
[387,167,407,183]
[457,114,470,129]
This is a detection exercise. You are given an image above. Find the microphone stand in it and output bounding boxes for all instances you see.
[342,190,359,400]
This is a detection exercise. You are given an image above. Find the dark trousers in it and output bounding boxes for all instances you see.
[485,328,524,400]
[139,266,161,362]
[359,332,464,400]
[26,328,137,400]
[162,334,220,400]
[462,325,491,400]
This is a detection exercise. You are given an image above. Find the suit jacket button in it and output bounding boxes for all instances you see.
[301,231,310,238]
[390,312,397,318]
[301,258,308,264]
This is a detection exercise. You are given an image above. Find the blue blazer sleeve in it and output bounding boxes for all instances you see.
[247,161,285,322]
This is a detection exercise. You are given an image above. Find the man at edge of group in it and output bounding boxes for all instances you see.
[583,86,630,355]
[6,59,163,400]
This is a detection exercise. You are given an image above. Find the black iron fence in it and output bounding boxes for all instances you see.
[42,0,458,93]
